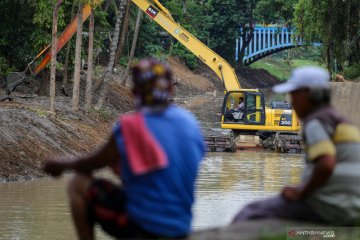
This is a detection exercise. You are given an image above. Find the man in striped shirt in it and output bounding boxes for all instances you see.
[233,66,360,225]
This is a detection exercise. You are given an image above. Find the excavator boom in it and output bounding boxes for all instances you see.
[131,0,241,91]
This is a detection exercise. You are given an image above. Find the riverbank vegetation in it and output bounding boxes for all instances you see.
[1,0,359,81]
[251,47,324,81]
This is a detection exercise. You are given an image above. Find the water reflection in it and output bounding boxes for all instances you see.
[0,151,303,239]
[193,151,303,229]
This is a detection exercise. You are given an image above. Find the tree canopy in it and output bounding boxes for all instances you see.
[294,0,360,76]
[0,0,359,79]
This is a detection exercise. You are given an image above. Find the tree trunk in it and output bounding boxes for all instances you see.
[122,9,142,86]
[96,0,126,109]
[114,0,131,67]
[50,0,63,113]
[103,0,112,12]
[85,2,95,111]
[61,0,76,94]
[326,0,334,77]
[236,24,254,70]
[72,2,83,111]
[182,0,187,14]
[38,72,50,96]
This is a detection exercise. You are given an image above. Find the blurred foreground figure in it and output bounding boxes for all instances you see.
[43,58,205,239]
[233,66,360,225]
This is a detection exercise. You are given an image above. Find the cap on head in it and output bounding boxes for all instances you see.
[131,58,173,106]
[273,66,330,94]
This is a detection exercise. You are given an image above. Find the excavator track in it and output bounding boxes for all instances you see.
[202,128,236,152]
[258,131,304,153]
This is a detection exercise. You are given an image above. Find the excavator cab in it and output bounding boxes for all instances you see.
[222,91,265,124]
[221,90,300,133]
[242,91,266,125]
[222,90,267,133]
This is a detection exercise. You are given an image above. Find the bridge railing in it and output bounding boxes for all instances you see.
[235,26,319,65]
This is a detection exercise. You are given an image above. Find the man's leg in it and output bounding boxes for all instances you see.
[67,173,94,240]
[232,194,325,223]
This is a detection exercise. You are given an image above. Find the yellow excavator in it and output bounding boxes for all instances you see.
[131,0,300,136]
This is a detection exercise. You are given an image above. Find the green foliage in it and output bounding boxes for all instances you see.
[170,42,198,69]
[260,233,287,240]
[0,0,37,70]
[143,44,165,58]
[255,0,297,24]
[294,0,360,72]
[1,0,357,82]
[251,50,324,81]
[88,107,113,119]
[92,4,111,54]
[207,0,246,62]
[118,57,128,67]
[137,16,164,57]
[344,63,360,80]
[31,0,67,50]
[0,57,15,76]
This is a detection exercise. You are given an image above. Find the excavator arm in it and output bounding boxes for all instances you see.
[31,1,102,76]
[131,0,241,91]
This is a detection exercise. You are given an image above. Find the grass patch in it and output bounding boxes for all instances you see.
[28,108,49,118]
[88,107,113,120]
[260,233,287,240]
[250,57,324,81]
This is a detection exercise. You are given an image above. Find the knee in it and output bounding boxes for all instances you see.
[67,173,92,197]
[232,200,265,223]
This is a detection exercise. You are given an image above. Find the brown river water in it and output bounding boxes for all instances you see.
[0,151,303,240]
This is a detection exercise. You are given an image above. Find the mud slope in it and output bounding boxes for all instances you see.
[0,101,115,181]
[0,57,216,182]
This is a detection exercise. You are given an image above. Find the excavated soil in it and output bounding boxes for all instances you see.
[0,57,283,182]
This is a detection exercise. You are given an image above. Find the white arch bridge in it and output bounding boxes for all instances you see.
[235,26,320,66]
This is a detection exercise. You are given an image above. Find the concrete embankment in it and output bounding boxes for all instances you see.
[331,82,360,128]
[188,219,359,239]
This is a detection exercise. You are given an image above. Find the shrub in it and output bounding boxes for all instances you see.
[170,42,198,69]
[344,62,360,80]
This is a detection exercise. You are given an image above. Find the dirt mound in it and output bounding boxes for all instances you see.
[0,101,114,181]
[169,57,215,92]
[236,66,281,90]
[0,74,134,181]
[168,57,217,97]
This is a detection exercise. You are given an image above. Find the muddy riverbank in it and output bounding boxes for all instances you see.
[0,57,285,182]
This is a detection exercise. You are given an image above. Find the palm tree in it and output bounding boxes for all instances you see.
[72,1,84,111]
[96,0,127,109]
[61,0,76,96]
[114,0,131,67]
[85,1,95,111]
[122,9,142,86]
[50,0,64,113]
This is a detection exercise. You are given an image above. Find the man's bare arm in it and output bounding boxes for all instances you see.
[43,134,120,177]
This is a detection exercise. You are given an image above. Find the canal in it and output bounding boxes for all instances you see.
[0,151,303,239]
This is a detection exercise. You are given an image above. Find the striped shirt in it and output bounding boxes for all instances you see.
[302,106,360,225]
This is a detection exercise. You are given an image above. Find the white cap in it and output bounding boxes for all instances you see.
[273,66,330,93]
